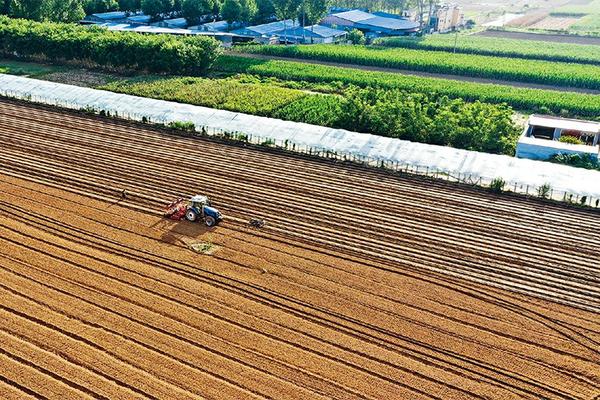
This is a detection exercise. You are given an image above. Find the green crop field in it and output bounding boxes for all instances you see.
[241,44,600,90]
[100,74,520,155]
[214,55,600,118]
[373,34,600,65]
[550,0,600,34]
[551,0,600,16]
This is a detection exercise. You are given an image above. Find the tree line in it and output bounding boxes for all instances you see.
[0,15,221,73]
[0,0,325,26]
[1,0,438,27]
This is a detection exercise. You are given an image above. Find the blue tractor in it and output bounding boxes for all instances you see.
[164,195,223,227]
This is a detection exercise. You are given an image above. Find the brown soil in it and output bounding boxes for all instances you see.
[0,99,599,399]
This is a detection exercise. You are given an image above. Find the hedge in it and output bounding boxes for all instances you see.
[0,16,221,75]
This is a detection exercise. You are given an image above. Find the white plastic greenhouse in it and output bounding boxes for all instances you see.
[2,73,600,200]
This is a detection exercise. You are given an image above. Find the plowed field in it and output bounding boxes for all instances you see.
[0,99,599,399]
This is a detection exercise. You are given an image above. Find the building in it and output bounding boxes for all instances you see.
[232,19,298,38]
[153,17,187,29]
[429,3,464,33]
[321,9,420,37]
[81,11,128,24]
[190,20,231,32]
[516,115,600,161]
[275,25,347,44]
[126,14,152,26]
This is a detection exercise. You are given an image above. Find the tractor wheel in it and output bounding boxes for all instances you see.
[204,216,216,227]
[185,209,198,222]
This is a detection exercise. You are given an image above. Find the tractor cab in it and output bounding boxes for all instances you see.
[164,195,223,227]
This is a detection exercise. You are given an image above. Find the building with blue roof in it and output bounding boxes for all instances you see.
[81,11,128,24]
[153,17,188,29]
[232,19,298,37]
[321,9,420,37]
[275,24,347,44]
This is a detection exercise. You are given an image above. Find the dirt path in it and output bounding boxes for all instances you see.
[232,52,600,95]
[0,100,599,399]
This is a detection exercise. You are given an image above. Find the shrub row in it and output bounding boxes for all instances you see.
[0,16,221,74]
[214,55,600,117]
[373,35,600,65]
[241,44,600,90]
[101,75,520,155]
[550,153,600,171]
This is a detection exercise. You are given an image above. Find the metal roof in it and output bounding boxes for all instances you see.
[329,9,419,31]
[192,20,230,31]
[162,17,187,26]
[233,19,297,35]
[358,16,420,30]
[283,24,346,38]
[91,11,127,20]
[99,23,195,35]
[190,195,209,203]
[529,115,600,133]
[127,15,151,23]
[98,23,250,37]
[330,10,374,22]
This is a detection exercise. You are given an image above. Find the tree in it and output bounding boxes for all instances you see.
[221,0,240,24]
[239,0,256,22]
[253,0,273,23]
[271,0,301,43]
[8,0,47,20]
[2,0,11,14]
[118,0,140,11]
[416,0,437,30]
[298,0,328,42]
[347,28,365,44]
[84,0,119,14]
[141,0,172,18]
[46,0,86,21]
[182,0,213,23]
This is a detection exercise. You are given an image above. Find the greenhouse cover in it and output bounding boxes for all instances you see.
[1,73,600,198]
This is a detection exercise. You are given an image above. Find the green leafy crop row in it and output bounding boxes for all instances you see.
[214,55,600,117]
[373,34,600,65]
[241,44,600,90]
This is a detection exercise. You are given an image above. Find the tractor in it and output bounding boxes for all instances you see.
[164,195,223,227]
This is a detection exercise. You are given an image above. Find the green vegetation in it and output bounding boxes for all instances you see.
[551,0,600,35]
[551,0,600,16]
[570,14,600,35]
[0,17,221,74]
[5,0,85,22]
[489,177,506,193]
[168,120,196,132]
[214,55,600,117]
[550,153,600,171]
[0,59,63,76]
[373,35,600,65]
[537,183,552,199]
[103,76,306,116]
[241,44,600,90]
[347,29,366,45]
[100,74,520,154]
[558,136,584,145]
